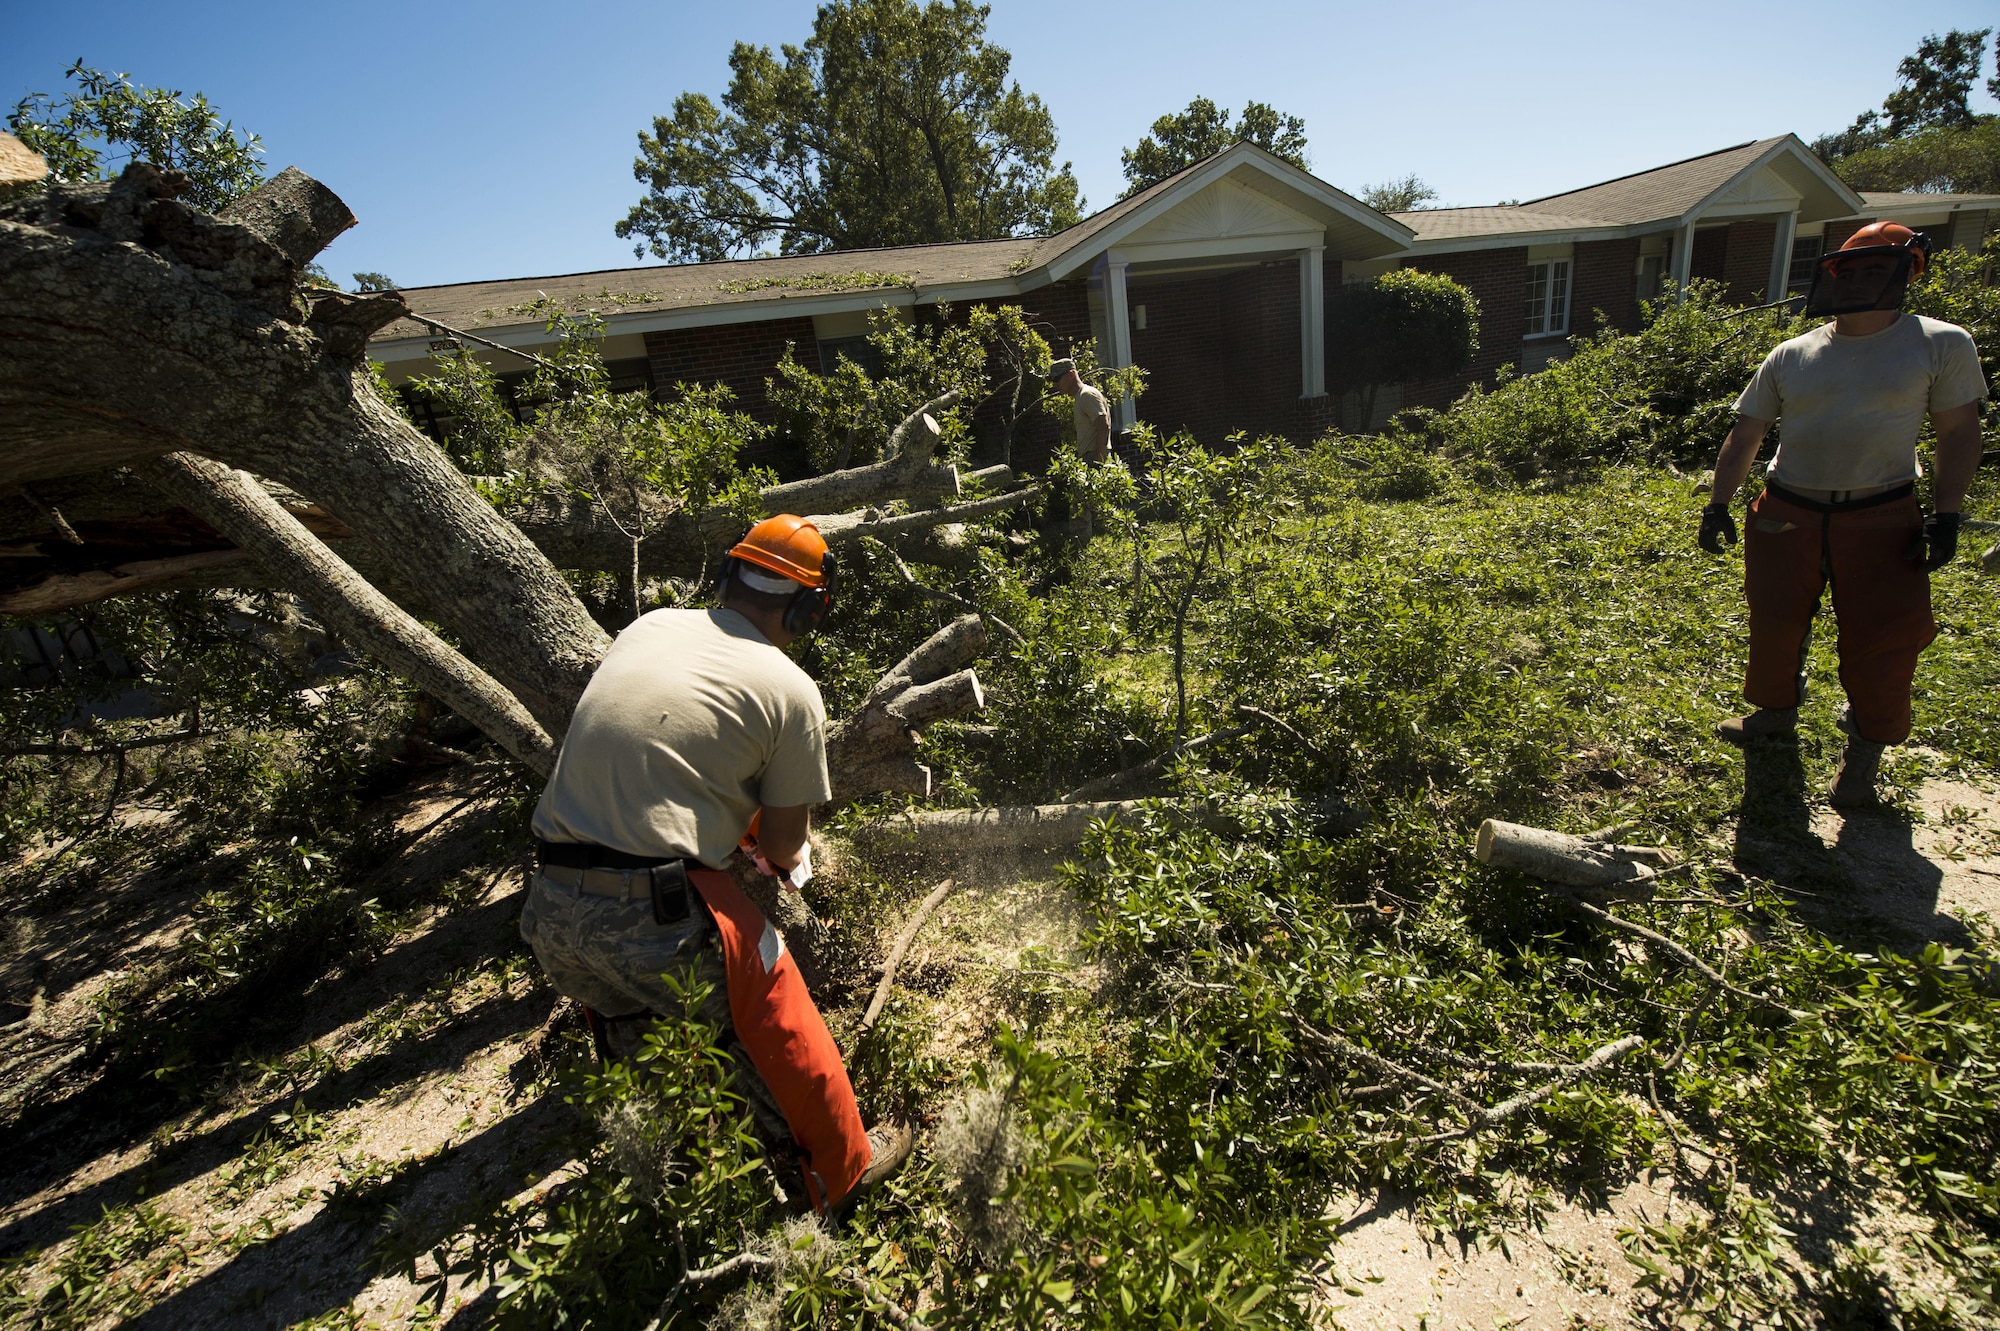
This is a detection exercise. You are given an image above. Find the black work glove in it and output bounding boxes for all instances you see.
[1905,511,1961,571]
[1698,503,1737,554]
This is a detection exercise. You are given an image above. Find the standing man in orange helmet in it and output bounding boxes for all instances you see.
[1701,222,1988,805]
[521,514,911,1217]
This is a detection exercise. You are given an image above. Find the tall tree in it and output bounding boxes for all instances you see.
[1119,97,1308,196]
[1359,175,1439,213]
[1882,28,1990,135]
[7,61,264,211]
[616,0,1081,262]
[1813,28,1992,161]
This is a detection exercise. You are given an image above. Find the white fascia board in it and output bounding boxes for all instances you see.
[1403,222,1646,256]
[1118,231,1326,266]
[1043,143,1413,282]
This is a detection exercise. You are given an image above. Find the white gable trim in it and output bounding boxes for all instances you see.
[1042,142,1412,281]
[1682,136,1864,227]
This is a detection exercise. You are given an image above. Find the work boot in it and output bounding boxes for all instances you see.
[1715,707,1797,745]
[832,1119,914,1220]
[1829,738,1888,809]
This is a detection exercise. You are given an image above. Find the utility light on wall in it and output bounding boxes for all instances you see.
[1134,304,1147,330]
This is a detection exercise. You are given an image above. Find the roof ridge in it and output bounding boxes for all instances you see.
[1513,137,1773,209]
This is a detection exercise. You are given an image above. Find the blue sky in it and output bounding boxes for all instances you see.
[7,1,1997,289]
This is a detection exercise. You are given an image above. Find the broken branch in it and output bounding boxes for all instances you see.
[858,878,959,1035]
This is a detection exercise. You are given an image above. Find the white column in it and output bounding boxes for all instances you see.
[1765,210,1797,304]
[1298,244,1326,399]
[1103,250,1135,429]
[1670,221,1696,302]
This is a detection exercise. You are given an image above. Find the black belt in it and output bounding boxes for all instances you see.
[536,839,697,925]
[1763,480,1914,513]
[536,839,681,870]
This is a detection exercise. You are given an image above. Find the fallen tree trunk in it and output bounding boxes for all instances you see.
[2,164,609,733]
[0,416,1040,612]
[0,164,999,807]
[845,799,1232,856]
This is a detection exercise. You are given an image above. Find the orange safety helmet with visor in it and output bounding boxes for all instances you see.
[720,514,839,635]
[1802,221,1934,317]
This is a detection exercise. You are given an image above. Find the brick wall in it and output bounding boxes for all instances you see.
[1571,238,1640,336]
[1722,219,1777,304]
[1218,260,1303,439]
[1823,218,1867,252]
[643,316,819,421]
[1397,246,1528,410]
[1690,228,1727,285]
[1128,272,1230,443]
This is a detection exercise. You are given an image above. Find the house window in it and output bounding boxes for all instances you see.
[1636,254,1667,302]
[818,335,883,379]
[1787,235,1823,293]
[1525,258,1571,337]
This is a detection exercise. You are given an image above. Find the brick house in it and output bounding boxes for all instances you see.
[369,137,1998,457]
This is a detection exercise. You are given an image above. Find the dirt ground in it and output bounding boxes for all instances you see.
[2,767,1996,1329]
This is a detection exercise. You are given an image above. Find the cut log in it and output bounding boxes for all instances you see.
[845,799,1231,857]
[1473,819,1671,901]
[0,132,46,185]
[144,453,557,775]
[826,616,989,803]
[215,165,356,267]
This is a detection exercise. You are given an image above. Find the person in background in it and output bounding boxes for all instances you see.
[1701,222,1987,806]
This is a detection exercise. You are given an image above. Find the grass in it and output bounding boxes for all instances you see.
[3,445,1998,1327]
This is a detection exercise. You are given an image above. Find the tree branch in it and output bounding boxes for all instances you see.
[142,453,557,775]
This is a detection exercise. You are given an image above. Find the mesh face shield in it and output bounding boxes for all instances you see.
[1801,238,1929,317]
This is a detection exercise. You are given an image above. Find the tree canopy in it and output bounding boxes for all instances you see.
[1358,174,1438,213]
[1119,97,1308,196]
[6,61,264,211]
[616,0,1082,263]
[1813,29,2000,193]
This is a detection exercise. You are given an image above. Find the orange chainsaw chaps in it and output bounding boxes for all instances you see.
[689,869,870,1211]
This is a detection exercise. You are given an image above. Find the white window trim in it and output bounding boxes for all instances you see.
[1524,257,1572,339]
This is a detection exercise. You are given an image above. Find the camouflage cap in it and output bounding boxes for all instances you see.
[1047,358,1077,381]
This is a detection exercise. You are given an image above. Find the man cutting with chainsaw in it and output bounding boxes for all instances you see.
[521,514,911,1216]
[1701,222,1987,806]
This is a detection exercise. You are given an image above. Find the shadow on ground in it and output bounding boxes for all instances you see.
[1731,737,1975,952]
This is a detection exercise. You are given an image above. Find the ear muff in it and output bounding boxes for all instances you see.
[782,551,838,636]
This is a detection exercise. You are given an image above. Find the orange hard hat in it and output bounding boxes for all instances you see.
[1834,221,1929,278]
[729,514,829,587]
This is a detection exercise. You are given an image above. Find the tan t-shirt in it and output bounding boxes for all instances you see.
[531,608,831,868]
[1073,383,1112,461]
[1735,314,1988,491]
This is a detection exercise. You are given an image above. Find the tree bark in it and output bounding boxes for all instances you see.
[142,452,557,774]
[825,615,989,803]
[844,800,1232,856]
[1,165,610,733]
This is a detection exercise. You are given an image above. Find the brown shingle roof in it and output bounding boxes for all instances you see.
[1391,206,1619,241]
[373,236,1042,342]
[1513,137,1784,225]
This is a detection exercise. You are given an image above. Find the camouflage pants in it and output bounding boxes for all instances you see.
[519,872,791,1147]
